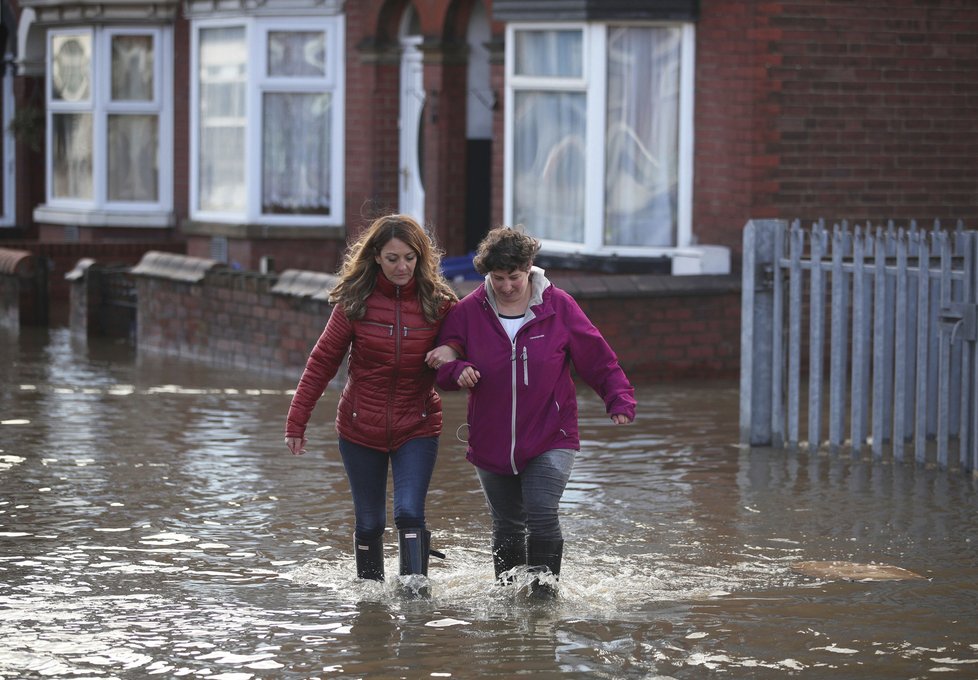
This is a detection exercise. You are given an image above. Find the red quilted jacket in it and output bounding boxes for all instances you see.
[286,274,446,451]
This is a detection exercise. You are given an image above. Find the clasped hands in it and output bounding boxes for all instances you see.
[424,345,480,388]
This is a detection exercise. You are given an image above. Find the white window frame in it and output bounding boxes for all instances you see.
[503,21,696,257]
[41,26,173,224]
[189,16,345,227]
[1,57,14,227]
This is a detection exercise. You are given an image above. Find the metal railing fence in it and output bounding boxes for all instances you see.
[740,218,978,473]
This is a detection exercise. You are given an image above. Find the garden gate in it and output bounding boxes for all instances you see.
[740,218,978,473]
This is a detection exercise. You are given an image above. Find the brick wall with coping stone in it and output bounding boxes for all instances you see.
[0,241,185,324]
[128,252,741,382]
[0,248,43,331]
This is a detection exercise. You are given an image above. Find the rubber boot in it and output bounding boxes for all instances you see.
[397,528,431,598]
[397,527,431,576]
[492,532,526,585]
[526,537,564,599]
[354,534,385,581]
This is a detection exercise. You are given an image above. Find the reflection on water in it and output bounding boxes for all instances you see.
[2,328,977,678]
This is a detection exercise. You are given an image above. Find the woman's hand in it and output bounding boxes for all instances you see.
[426,345,459,369]
[457,366,481,389]
[610,414,632,425]
[285,436,307,455]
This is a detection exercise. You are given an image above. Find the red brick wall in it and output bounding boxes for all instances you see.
[136,270,316,372]
[695,0,978,258]
[578,293,740,382]
[426,57,471,255]
[344,3,401,235]
[133,261,741,382]
[2,241,184,324]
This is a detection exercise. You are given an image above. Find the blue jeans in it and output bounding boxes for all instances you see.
[475,449,576,541]
[338,436,438,540]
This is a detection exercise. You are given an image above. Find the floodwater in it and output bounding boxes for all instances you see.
[2,328,977,680]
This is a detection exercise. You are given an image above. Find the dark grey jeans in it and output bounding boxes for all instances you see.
[475,448,576,541]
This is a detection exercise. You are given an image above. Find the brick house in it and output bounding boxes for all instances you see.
[2,1,977,312]
[7,0,978,273]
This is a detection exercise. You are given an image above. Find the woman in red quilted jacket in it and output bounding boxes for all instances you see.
[285,214,458,586]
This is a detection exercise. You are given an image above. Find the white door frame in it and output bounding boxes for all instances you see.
[398,36,425,224]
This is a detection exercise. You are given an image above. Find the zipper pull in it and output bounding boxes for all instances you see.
[510,345,517,361]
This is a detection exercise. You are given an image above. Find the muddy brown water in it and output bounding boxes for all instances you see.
[1,327,977,678]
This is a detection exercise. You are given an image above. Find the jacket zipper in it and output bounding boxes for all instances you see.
[490,298,535,474]
[388,286,402,449]
[509,342,518,474]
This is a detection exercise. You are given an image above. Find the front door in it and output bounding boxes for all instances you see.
[398,38,425,224]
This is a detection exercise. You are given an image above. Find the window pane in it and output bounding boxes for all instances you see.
[605,26,681,247]
[52,113,93,199]
[268,31,326,77]
[108,114,159,201]
[262,92,331,215]
[514,29,582,78]
[111,35,154,101]
[513,91,585,243]
[198,26,246,212]
[51,34,92,102]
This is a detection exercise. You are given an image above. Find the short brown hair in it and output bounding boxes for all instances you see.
[472,226,541,275]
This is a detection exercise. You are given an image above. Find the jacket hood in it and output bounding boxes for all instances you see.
[482,266,550,322]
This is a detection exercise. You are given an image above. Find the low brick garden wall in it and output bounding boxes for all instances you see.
[125,251,740,382]
[0,248,43,331]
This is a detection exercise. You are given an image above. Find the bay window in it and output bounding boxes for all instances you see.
[191,17,344,225]
[44,27,171,218]
[505,22,695,255]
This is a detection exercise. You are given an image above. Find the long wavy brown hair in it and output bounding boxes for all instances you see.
[329,214,458,322]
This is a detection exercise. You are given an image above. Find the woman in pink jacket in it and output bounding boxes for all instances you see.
[430,226,636,598]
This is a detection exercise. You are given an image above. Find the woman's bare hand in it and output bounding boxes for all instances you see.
[425,345,459,369]
[285,436,307,455]
[457,366,481,389]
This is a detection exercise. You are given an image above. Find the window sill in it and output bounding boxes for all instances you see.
[34,205,175,229]
[537,245,730,276]
[181,220,345,240]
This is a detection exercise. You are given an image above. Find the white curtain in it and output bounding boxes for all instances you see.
[513,91,586,243]
[111,35,153,102]
[514,29,582,78]
[198,27,246,213]
[52,113,93,199]
[604,26,681,247]
[108,114,158,202]
[262,92,331,215]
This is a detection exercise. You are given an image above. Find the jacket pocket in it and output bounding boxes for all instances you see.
[361,321,395,338]
[402,325,435,337]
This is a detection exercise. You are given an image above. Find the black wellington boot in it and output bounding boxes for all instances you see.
[492,532,526,585]
[397,527,431,576]
[397,528,432,598]
[526,537,564,599]
[354,534,385,581]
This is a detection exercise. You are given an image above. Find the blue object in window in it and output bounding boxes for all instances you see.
[440,252,481,281]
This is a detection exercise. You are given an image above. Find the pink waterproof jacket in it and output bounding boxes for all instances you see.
[435,268,636,475]
[286,275,444,451]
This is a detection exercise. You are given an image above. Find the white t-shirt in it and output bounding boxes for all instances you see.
[498,313,527,341]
